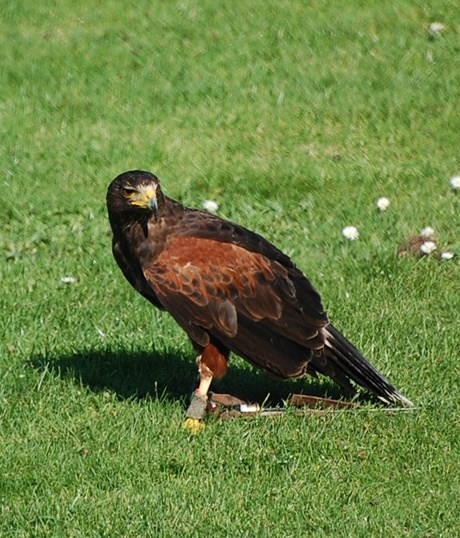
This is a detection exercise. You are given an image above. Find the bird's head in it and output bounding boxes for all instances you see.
[107,170,161,223]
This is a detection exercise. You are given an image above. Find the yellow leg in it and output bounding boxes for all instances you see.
[183,358,213,433]
[196,361,213,398]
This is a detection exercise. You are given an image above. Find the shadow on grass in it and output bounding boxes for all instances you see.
[29,346,352,407]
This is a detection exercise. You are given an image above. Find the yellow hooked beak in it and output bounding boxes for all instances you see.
[127,185,158,215]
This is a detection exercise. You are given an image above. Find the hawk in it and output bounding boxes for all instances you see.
[107,170,412,430]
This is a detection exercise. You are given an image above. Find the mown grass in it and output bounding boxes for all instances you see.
[1,0,459,536]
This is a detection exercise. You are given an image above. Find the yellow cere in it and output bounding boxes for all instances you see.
[130,185,157,208]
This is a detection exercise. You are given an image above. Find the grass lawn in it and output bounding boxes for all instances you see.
[1,0,459,536]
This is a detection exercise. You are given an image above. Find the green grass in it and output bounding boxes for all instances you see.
[1,0,459,535]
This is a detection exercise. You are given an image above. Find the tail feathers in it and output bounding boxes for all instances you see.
[322,324,413,407]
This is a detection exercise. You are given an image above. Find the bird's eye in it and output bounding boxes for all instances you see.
[122,187,137,198]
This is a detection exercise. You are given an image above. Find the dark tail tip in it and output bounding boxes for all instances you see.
[324,324,413,407]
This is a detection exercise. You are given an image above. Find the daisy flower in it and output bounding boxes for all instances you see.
[376,197,390,211]
[420,226,435,237]
[60,276,77,284]
[202,200,219,213]
[429,22,445,34]
[420,241,436,255]
[342,226,359,240]
[450,176,460,189]
[440,252,454,260]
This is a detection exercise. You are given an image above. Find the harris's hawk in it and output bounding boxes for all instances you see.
[107,170,412,430]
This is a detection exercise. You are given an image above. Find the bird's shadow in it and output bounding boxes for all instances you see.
[30,346,352,407]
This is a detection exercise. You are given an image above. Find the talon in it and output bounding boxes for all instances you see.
[183,418,205,434]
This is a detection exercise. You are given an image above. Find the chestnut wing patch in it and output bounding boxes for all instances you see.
[143,236,326,347]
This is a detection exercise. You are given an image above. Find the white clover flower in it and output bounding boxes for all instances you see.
[342,226,359,240]
[450,175,460,189]
[203,200,219,213]
[440,252,454,260]
[420,241,436,254]
[376,197,390,211]
[60,276,77,284]
[429,22,445,34]
[420,226,435,237]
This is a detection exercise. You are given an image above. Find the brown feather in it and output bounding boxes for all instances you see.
[200,342,229,380]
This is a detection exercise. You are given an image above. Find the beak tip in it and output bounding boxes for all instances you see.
[147,197,158,217]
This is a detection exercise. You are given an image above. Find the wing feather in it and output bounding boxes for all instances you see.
[142,236,328,372]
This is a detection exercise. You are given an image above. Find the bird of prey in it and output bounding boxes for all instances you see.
[107,170,412,431]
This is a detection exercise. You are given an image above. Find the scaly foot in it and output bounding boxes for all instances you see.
[183,391,208,433]
[183,417,205,434]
